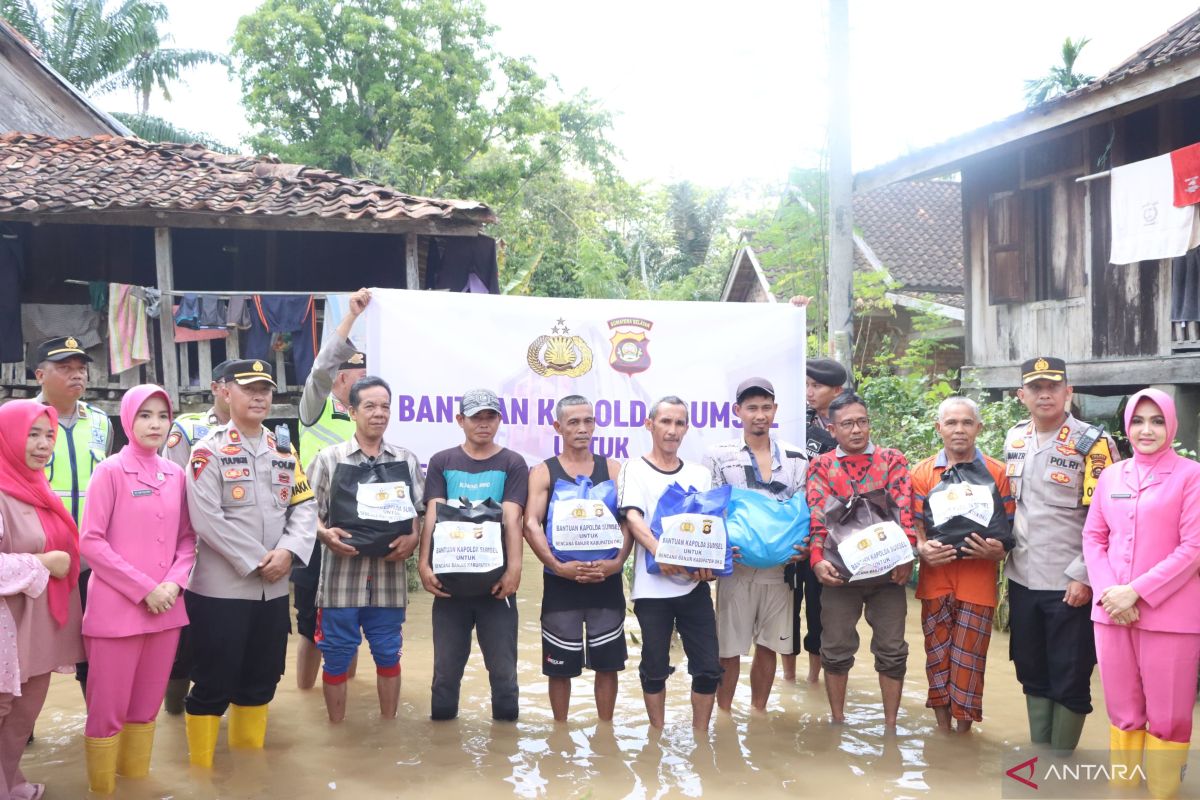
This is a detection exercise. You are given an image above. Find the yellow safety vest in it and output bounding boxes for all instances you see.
[298,396,355,470]
[45,401,111,524]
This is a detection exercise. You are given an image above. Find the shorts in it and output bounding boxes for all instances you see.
[541,607,627,677]
[716,574,794,658]
[316,606,406,682]
[294,583,317,641]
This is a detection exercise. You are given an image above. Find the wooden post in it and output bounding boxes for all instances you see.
[405,234,420,290]
[154,227,180,408]
[827,0,855,378]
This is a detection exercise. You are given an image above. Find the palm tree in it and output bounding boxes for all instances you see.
[1025,36,1096,107]
[0,0,226,113]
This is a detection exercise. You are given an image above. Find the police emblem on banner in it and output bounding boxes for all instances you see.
[607,317,652,375]
[526,320,593,377]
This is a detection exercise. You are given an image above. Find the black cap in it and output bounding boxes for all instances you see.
[735,377,775,403]
[36,336,93,363]
[806,358,847,388]
[222,359,277,388]
[1021,356,1067,385]
[212,359,236,381]
[338,351,367,371]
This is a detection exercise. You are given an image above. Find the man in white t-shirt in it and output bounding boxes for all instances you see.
[618,396,721,732]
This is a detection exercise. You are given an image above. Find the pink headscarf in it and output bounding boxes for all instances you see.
[0,400,80,625]
[119,384,172,458]
[1123,388,1178,469]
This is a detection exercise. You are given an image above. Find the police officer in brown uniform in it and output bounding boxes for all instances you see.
[1004,356,1117,752]
[182,359,317,767]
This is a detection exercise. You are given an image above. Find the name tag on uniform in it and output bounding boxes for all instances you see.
[132,489,153,497]
[1110,492,1133,499]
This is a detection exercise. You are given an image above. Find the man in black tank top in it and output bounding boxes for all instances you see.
[524,395,630,722]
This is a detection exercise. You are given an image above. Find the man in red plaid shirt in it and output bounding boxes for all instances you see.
[808,391,917,727]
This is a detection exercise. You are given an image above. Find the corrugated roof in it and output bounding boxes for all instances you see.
[0,133,495,227]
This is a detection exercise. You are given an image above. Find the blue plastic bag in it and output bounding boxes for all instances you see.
[646,483,734,576]
[725,488,811,569]
[545,476,622,564]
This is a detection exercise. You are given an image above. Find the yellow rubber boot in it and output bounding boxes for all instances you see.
[228,704,268,749]
[84,734,119,794]
[1109,726,1146,787]
[116,721,156,778]
[1145,733,1190,800]
[184,713,220,768]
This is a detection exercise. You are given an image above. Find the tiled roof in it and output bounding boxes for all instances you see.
[0,133,495,226]
[852,180,963,295]
[1056,8,1200,103]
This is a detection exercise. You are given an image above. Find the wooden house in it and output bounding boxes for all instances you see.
[855,9,1200,445]
[0,18,495,416]
[722,180,965,375]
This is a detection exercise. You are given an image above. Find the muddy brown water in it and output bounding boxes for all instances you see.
[23,550,1198,798]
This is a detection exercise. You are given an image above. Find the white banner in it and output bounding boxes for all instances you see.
[361,289,806,465]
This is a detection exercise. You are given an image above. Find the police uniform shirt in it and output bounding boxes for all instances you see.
[33,393,113,453]
[186,423,317,601]
[298,337,357,432]
[1003,414,1117,591]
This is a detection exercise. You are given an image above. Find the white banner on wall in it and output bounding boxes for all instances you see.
[360,289,806,465]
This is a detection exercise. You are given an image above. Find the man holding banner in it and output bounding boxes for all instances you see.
[706,378,808,714]
[524,395,629,722]
[418,389,528,722]
[618,396,722,732]
[807,392,916,728]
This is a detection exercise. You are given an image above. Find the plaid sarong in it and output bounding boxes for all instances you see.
[922,594,994,721]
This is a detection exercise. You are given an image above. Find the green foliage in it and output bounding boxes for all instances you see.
[1024,36,1095,107]
[859,371,1027,461]
[0,0,224,112]
[112,112,233,151]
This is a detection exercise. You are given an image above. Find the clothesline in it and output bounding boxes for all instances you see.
[63,279,336,298]
[1076,171,1110,183]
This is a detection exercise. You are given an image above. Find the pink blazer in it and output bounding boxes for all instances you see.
[79,448,196,637]
[1082,455,1200,633]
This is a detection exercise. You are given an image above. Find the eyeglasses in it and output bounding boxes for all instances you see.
[835,417,870,431]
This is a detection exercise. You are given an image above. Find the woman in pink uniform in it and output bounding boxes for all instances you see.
[0,400,84,800]
[1082,388,1200,800]
[79,384,195,794]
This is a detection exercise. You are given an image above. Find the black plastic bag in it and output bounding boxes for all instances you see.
[822,488,913,585]
[924,459,1014,552]
[430,498,506,597]
[327,460,417,558]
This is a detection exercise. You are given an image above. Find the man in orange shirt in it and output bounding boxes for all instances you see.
[912,396,1014,733]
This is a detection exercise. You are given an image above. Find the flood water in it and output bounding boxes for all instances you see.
[24,550,1200,798]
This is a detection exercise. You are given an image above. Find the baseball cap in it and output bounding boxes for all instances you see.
[460,388,501,417]
[735,377,775,403]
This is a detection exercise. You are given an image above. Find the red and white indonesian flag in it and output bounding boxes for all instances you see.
[360,289,806,465]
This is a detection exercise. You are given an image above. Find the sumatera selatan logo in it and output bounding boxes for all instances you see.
[608,317,652,375]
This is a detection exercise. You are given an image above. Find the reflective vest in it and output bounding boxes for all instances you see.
[171,408,220,449]
[298,396,355,470]
[45,401,111,524]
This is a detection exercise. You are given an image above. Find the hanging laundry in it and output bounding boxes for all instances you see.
[0,228,24,363]
[88,282,108,312]
[106,283,150,375]
[1111,154,1200,265]
[245,295,317,386]
[171,304,229,343]
[226,295,252,329]
[22,305,103,367]
[425,235,500,293]
[1172,247,1200,322]
[173,294,228,329]
[141,287,162,319]
[1170,142,1200,207]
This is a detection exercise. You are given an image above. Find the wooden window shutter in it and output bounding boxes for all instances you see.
[988,190,1026,303]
